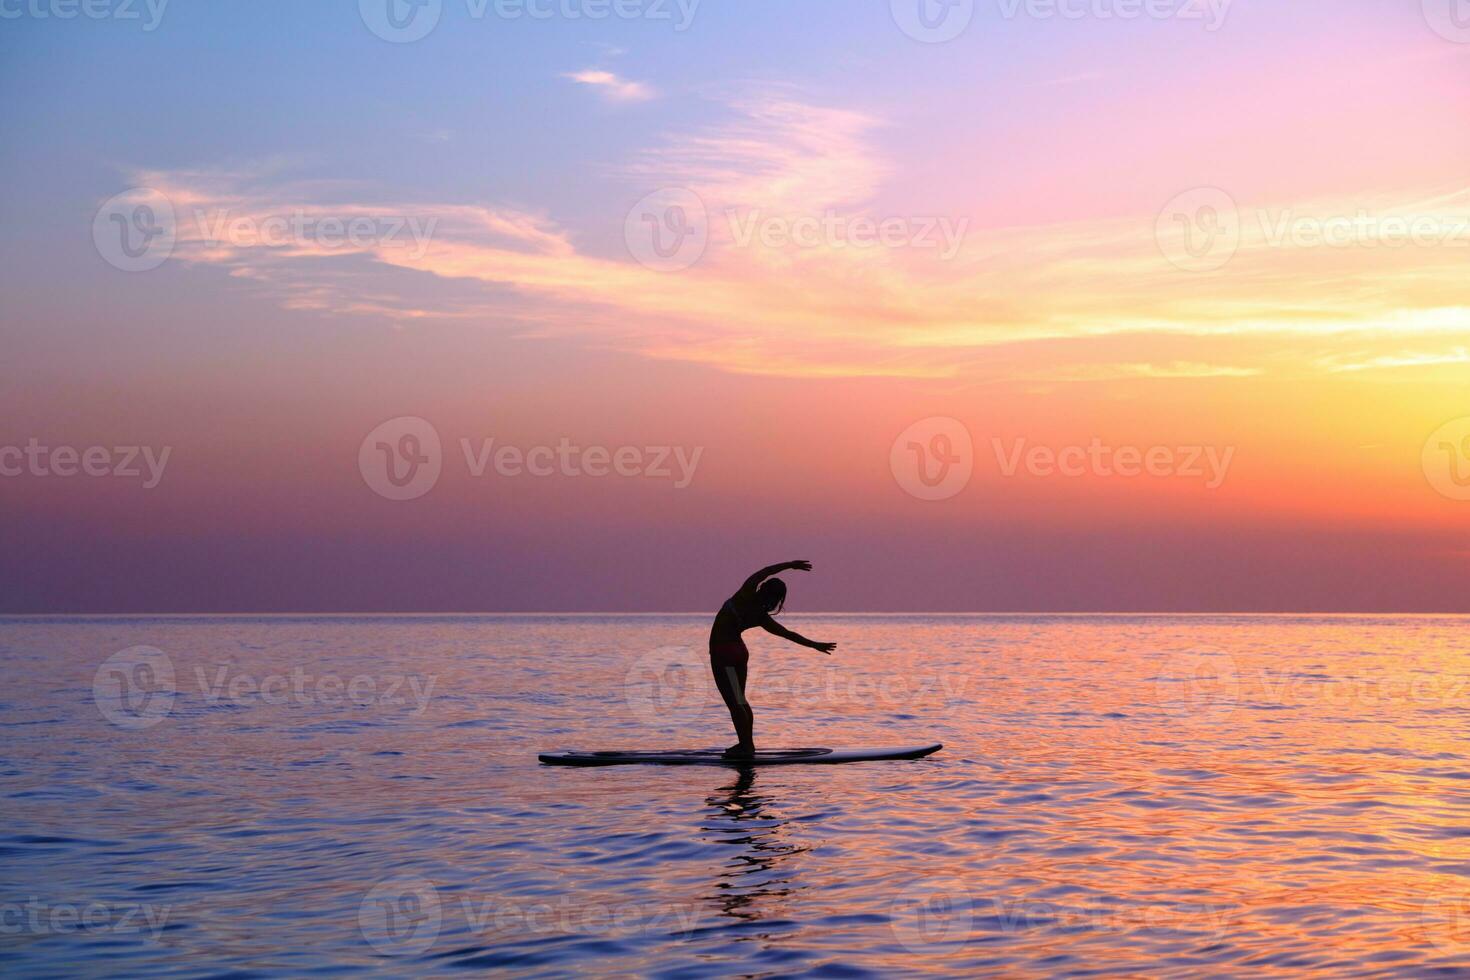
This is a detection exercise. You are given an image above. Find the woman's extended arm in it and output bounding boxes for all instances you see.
[739,560,812,596]
[760,616,837,655]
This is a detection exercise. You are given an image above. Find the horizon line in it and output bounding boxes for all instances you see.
[3,610,1468,618]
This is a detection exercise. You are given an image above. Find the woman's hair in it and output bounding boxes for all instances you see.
[756,578,787,614]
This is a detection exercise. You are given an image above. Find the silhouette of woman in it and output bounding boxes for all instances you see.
[709,561,837,758]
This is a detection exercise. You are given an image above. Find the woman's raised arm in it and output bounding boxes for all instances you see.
[739,559,813,595]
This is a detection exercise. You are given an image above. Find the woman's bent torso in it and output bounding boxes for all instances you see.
[709,596,755,666]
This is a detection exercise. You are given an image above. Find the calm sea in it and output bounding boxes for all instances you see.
[3,614,1469,977]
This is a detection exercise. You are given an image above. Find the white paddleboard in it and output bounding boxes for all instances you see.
[539,743,942,767]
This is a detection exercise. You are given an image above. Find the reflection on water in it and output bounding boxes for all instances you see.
[2,614,1470,977]
[704,767,806,924]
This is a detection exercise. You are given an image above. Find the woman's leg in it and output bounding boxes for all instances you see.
[711,656,754,751]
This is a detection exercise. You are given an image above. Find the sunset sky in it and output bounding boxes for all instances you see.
[2,0,1468,612]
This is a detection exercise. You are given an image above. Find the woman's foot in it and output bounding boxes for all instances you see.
[722,742,755,758]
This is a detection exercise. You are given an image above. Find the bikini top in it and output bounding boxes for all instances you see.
[720,597,755,631]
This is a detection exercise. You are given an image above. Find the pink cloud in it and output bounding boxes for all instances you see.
[563,69,655,102]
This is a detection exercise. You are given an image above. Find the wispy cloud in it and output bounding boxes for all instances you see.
[1028,361,1263,382]
[132,94,1470,382]
[627,95,885,214]
[1323,347,1470,373]
[563,69,654,103]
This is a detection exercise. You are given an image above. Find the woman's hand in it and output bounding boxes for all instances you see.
[811,641,837,655]
[788,560,813,572]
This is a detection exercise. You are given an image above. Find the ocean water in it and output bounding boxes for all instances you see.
[3,614,1470,977]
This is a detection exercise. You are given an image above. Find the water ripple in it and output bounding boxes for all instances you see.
[3,614,1470,976]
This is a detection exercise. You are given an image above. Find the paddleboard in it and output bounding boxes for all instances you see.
[539,743,942,767]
